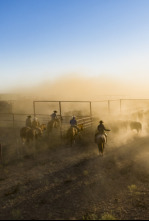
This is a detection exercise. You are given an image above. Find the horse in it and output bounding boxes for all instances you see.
[95,134,106,156]
[33,124,46,140]
[47,118,61,135]
[40,123,47,132]
[20,124,47,144]
[20,127,36,144]
[66,124,84,146]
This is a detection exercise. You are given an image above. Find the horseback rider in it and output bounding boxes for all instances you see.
[95,120,110,143]
[70,116,80,133]
[26,115,32,128]
[49,110,59,128]
[51,110,58,121]
[32,117,40,128]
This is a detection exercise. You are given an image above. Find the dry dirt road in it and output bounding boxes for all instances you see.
[0,131,149,220]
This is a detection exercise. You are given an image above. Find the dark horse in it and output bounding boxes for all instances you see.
[66,124,84,146]
[95,134,106,156]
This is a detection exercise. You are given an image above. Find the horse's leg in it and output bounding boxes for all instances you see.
[101,143,104,156]
[70,137,73,146]
[26,138,29,144]
[55,121,58,128]
[70,136,75,146]
[98,143,103,156]
[22,137,25,145]
[71,139,73,146]
[78,133,82,141]
[74,137,76,145]
[50,126,53,132]
[71,136,75,146]
[98,144,101,155]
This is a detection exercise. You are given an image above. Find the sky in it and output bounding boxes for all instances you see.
[0,0,149,92]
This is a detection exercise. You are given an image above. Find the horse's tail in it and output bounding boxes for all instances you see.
[98,142,104,154]
[66,127,77,146]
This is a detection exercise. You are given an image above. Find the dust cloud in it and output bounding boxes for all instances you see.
[9,74,149,101]
[2,74,149,168]
[7,74,149,118]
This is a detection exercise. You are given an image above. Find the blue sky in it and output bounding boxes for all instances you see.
[0,0,149,91]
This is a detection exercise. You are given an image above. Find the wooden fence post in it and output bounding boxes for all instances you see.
[90,102,92,117]
[12,114,15,128]
[0,143,2,163]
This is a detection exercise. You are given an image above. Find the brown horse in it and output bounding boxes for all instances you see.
[20,124,47,144]
[47,118,61,135]
[66,124,84,146]
[95,134,106,156]
[20,127,36,144]
[40,123,47,132]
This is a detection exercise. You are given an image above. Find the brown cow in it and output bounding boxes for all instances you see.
[129,121,142,133]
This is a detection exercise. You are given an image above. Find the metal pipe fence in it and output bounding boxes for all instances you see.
[0,98,149,129]
[0,113,94,133]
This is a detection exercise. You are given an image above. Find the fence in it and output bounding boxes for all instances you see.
[0,113,94,140]
[1,98,149,129]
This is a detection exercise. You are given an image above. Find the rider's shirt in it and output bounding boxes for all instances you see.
[70,119,77,127]
[51,113,57,120]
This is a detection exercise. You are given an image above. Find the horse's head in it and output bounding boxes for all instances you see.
[41,124,47,131]
[78,124,84,131]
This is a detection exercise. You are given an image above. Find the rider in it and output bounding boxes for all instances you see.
[32,117,40,128]
[70,116,80,133]
[95,120,110,143]
[51,110,58,121]
[26,115,32,128]
[50,110,59,128]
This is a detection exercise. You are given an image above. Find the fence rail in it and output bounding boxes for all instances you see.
[0,113,93,133]
[0,98,149,129]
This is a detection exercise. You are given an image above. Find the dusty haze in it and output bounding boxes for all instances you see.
[0,75,149,220]
[10,74,149,101]
[4,74,147,119]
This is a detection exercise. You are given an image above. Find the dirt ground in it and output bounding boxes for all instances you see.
[0,129,149,220]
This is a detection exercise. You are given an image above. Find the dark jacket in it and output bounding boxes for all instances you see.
[97,123,110,134]
[51,112,57,120]
[26,118,32,127]
[70,118,77,126]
